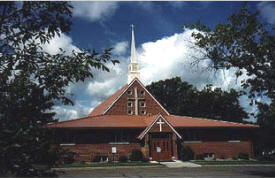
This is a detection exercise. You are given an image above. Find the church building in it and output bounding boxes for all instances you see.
[46,26,258,162]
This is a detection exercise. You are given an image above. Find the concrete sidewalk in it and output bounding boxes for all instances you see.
[153,160,202,168]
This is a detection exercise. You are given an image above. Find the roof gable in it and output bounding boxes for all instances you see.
[138,114,182,140]
[104,78,169,116]
[89,78,169,116]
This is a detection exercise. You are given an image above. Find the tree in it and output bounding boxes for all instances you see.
[146,77,248,123]
[0,2,118,176]
[185,3,275,155]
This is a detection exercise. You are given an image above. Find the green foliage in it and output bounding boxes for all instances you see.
[62,152,76,165]
[118,155,128,163]
[185,3,275,154]
[0,2,118,176]
[147,77,248,122]
[238,152,249,160]
[92,156,102,163]
[182,146,194,161]
[195,154,205,160]
[129,149,144,161]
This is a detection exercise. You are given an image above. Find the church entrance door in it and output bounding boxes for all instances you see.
[150,132,172,161]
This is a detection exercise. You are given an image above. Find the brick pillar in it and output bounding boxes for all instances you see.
[141,134,150,158]
[172,134,178,160]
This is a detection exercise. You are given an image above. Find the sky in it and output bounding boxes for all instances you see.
[43,1,275,122]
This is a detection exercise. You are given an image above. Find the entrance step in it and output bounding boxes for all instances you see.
[156,160,201,168]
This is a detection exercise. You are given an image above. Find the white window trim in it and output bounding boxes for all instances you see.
[183,141,202,144]
[109,142,130,145]
[128,109,133,115]
[140,101,146,107]
[127,90,132,95]
[228,140,241,143]
[127,101,132,107]
[60,143,76,146]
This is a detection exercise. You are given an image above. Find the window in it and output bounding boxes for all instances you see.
[140,102,146,107]
[140,90,145,96]
[141,110,146,115]
[128,109,133,115]
[127,101,132,107]
[127,90,132,95]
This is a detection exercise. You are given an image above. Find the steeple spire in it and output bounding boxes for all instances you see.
[128,24,140,84]
[130,24,137,63]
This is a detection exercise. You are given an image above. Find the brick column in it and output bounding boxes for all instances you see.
[172,134,178,160]
[141,134,150,158]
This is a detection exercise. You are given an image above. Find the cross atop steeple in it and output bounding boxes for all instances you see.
[128,24,140,84]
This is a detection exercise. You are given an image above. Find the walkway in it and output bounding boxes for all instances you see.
[153,160,202,168]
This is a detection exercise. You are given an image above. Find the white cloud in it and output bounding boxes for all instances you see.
[113,41,128,55]
[72,2,119,22]
[136,2,154,10]
[138,29,247,91]
[258,2,275,24]
[168,1,187,8]
[52,103,91,121]
[42,33,80,55]
[55,29,253,121]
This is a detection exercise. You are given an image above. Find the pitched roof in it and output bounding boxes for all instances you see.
[167,115,258,128]
[45,114,258,129]
[89,84,128,117]
[45,115,156,129]
[88,78,169,116]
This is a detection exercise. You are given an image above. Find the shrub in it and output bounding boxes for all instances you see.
[119,155,128,163]
[92,155,101,162]
[238,152,249,160]
[129,149,144,161]
[142,158,150,162]
[195,153,204,160]
[182,146,194,161]
[257,154,275,161]
[63,152,75,164]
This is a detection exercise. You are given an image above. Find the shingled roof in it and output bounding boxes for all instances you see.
[46,79,258,131]
[46,114,258,129]
[89,84,128,117]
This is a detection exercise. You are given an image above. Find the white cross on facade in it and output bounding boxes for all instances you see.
[157,119,165,132]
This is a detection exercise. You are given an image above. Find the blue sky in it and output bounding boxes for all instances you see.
[43,1,275,122]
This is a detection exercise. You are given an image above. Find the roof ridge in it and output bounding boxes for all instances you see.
[169,114,258,127]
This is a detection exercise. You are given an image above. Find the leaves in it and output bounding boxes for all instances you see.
[147,77,247,123]
[0,1,118,176]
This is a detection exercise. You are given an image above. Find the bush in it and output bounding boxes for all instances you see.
[129,149,144,161]
[119,155,128,163]
[238,152,249,160]
[195,154,205,160]
[63,152,75,164]
[257,154,275,161]
[182,146,194,161]
[142,157,150,162]
[92,155,101,162]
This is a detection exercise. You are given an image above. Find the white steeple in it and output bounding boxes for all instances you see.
[128,24,140,84]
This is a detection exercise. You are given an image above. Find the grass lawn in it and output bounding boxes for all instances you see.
[57,162,164,168]
[191,160,275,165]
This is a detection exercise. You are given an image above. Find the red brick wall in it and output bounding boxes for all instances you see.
[182,141,253,159]
[62,143,142,162]
[106,81,168,116]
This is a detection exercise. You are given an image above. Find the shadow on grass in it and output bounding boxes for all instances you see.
[248,170,275,177]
